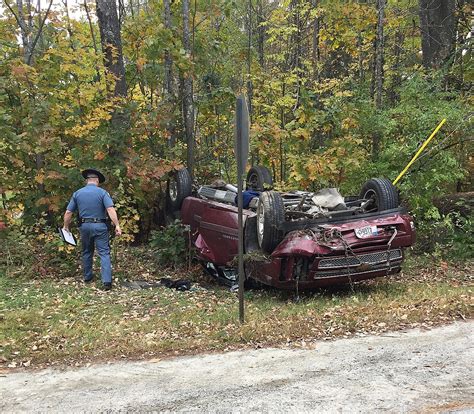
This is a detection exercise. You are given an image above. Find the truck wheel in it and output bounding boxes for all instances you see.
[257,191,285,253]
[246,166,273,191]
[360,178,399,211]
[167,168,192,212]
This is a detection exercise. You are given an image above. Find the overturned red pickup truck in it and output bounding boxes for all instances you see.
[167,166,415,290]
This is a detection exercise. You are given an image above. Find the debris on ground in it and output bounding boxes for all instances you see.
[122,280,162,290]
[160,278,192,291]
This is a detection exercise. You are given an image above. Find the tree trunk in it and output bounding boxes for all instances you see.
[17,0,31,61]
[96,0,127,98]
[117,0,125,23]
[293,0,303,110]
[182,0,195,177]
[8,0,52,64]
[84,1,98,54]
[36,0,45,52]
[419,0,456,69]
[256,0,265,67]
[163,0,173,97]
[374,0,385,111]
[369,44,375,100]
[63,0,76,51]
[246,0,253,118]
[96,0,128,159]
[163,0,176,147]
[388,30,403,104]
[357,32,364,81]
[311,0,320,81]
[373,0,385,159]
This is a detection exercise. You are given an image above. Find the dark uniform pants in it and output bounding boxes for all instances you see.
[80,222,112,283]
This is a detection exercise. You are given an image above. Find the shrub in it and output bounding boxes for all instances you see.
[1,226,79,279]
[414,211,473,260]
[149,220,191,268]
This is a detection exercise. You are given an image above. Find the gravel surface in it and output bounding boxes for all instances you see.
[1,321,473,413]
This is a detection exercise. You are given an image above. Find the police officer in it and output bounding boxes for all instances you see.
[62,169,122,290]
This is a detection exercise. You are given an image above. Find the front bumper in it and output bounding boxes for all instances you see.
[246,248,404,290]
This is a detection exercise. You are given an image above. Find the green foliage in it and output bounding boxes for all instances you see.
[1,228,35,276]
[149,221,191,268]
[1,226,79,279]
[415,212,474,260]
[0,0,471,244]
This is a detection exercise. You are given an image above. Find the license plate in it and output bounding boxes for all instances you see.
[355,225,378,239]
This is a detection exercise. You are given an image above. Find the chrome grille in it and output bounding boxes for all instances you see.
[318,249,402,269]
[314,265,401,279]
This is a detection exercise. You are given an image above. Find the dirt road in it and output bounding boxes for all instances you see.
[1,321,473,413]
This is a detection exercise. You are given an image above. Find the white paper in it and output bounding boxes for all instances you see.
[60,228,77,246]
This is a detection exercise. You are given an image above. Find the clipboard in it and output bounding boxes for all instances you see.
[58,227,77,246]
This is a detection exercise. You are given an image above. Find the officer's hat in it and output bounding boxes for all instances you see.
[82,168,106,183]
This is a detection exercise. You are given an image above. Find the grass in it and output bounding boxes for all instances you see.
[1,247,472,370]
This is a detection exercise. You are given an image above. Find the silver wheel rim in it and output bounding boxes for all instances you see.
[169,179,178,202]
[257,198,264,246]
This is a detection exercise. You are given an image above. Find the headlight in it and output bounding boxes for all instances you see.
[410,221,415,230]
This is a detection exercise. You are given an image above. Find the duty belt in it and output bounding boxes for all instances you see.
[80,218,107,223]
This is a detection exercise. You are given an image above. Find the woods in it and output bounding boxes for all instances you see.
[0,0,472,241]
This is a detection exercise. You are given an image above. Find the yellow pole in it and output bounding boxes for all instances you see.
[392,118,446,186]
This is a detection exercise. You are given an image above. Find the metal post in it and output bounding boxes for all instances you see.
[235,96,249,324]
[237,159,245,324]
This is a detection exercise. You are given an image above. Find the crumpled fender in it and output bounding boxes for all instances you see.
[272,212,414,257]
[271,232,331,257]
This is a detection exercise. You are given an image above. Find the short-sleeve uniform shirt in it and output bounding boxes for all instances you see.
[67,184,114,219]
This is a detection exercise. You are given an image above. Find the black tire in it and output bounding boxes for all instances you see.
[167,168,192,212]
[360,178,399,211]
[257,191,285,253]
[246,166,273,191]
